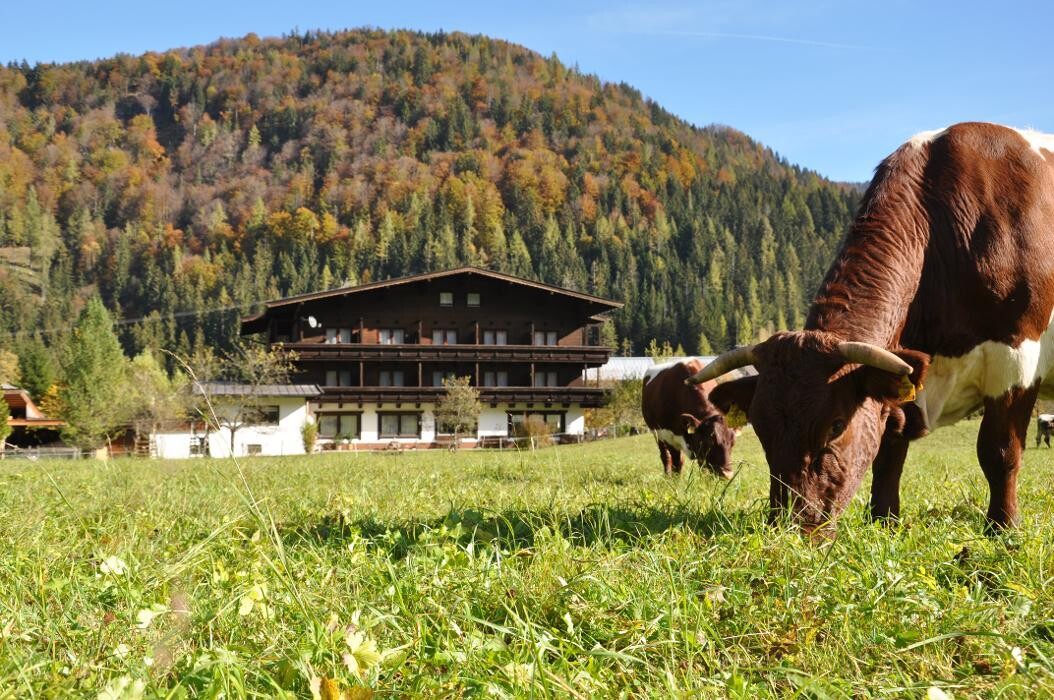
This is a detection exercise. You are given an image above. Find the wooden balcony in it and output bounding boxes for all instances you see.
[283,342,613,364]
[315,385,610,407]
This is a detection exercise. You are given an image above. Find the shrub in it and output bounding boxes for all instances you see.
[517,417,553,448]
[301,421,318,454]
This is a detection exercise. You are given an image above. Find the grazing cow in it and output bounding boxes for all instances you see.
[642,359,737,478]
[1039,414,1054,448]
[688,122,1054,531]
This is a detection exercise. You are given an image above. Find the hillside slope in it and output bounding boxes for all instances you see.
[0,28,860,356]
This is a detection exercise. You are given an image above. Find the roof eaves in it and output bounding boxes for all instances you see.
[254,266,622,311]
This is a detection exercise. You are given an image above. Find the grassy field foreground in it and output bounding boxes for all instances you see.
[2,422,1054,697]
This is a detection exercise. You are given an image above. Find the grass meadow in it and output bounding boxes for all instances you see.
[2,420,1054,698]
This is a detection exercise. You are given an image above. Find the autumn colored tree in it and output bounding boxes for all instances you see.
[0,28,860,361]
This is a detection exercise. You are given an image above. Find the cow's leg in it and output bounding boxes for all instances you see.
[869,432,910,521]
[976,385,1039,529]
[657,441,674,476]
[671,448,685,475]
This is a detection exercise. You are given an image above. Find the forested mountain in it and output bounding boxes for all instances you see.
[0,28,860,360]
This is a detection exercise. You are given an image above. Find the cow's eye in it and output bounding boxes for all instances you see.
[828,419,847,441]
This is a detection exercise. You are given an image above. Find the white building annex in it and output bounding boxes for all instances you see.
[151,383,321,459]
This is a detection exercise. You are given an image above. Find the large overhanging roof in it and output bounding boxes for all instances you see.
[241,266,623,332]
[192,382,322,397]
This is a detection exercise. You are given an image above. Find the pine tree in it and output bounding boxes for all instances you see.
[16,339,56,401]
[58,298,131,450]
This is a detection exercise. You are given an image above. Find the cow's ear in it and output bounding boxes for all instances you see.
[680,414,702,434]
[709,376,757,426]
[858,349,930,406]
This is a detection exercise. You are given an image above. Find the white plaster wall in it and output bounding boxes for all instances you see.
[154,432,194,460]
[318,403,438,444]
[478,407,509,437]
[565,407,585,435]
[308,401,590,445]
[213,398,309,457]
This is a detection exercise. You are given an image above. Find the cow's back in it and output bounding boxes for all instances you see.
[641,359,716,430]
[832,123,1054,426]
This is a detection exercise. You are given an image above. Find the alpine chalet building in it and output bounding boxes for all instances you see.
[241,267,622,448]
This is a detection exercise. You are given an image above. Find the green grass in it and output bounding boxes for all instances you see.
[2,421,1054,698]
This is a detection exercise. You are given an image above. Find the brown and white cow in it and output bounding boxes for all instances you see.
[688,122,1054,531]
[642,359,737,477]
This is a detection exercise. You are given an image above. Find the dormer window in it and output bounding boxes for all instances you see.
[467,292,481,308]
[439,292,453,307]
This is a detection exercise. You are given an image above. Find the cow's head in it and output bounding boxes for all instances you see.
[679,413,736,479]
[688,332,928,531]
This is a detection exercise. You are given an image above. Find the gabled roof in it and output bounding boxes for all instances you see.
[242,266,622,325]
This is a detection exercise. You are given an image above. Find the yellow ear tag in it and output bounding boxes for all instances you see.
[725,406,748,429]
[898,375,917,403]
[685,425,696,434]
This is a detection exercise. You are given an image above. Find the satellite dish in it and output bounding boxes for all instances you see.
[307,316,319,329]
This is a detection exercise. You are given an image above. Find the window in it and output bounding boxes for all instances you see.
[379,370,405,387]
[379,412,420,438]
[508,411,565,435]
[247,405,280,426]
[246,444,263,456]
[467,292,481,308]
[439,292,453,307]
[324,370,353,387]
[432,329,458,345]
[189,435,207,457]
[318,413,361,439]
[432,370,456,387]
[379,328,405,345]
[533,331,558,346]
[533,371,558,387]
[482,371,509,387]
[326,328,351,344]
[482,330,508,345]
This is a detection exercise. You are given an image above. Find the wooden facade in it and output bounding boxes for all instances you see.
[241,267,621,445]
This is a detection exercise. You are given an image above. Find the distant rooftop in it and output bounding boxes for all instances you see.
[192,382,322,398]
[583,356,757,382]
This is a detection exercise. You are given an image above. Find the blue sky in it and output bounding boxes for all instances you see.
[1,1,1051,182]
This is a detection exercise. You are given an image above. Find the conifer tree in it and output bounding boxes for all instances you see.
[58,298,131,450]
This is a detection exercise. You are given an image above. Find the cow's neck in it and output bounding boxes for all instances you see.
[805,160,929,348]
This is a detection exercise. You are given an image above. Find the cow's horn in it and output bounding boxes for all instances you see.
[685,345,757,385]
[837,341,912,376]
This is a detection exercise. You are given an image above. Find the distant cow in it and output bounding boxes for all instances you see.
[642,359,736,478]
[1039,415,1054,448]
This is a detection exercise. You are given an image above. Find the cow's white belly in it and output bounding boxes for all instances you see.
[915,310,1054,429]
[654,428,689,454]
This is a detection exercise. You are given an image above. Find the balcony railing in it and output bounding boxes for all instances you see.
[315,385,609,407]
[283,342,613,364]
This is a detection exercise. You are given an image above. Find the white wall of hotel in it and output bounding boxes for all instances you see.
[153,399,586,458]
[153,397,312,459]
[313,402,586,446]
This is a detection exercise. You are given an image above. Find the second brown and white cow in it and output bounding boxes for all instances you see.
[642,359,737,478]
